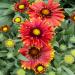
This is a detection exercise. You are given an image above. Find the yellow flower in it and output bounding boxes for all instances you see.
[17,69,25,75]
[64,55,74,64]
[13,17,22,24]
[5,39,15,48]
[71,49,75,57]
[2,25,10,32]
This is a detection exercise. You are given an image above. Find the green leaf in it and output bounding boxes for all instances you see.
[0,52,7,57]
[18,54,28,61]
[62,66,75,75]
[0,16,12,26]
[0,3,11,8]
[0,9,14,16]
[65,8,75,16]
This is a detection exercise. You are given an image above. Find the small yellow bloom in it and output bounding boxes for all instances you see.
[5,39,15,48]
[2,25,10,32]
[64,55,74,64]
[17,69,25,75]
[13,17,21,24]
[71,49,75,57]
[19,5,25,9]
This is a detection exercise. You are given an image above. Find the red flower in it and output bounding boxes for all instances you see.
[19,18,55,47]
[32,61,47,74]
[19,44,54,69]
[28,0,64,27]
[14,0,29,13]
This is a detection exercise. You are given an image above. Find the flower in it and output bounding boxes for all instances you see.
[64,55,74,64]
[14,0,29,13]
[1,25,10,32]
[13,17,22,24]
[19,18,54,47]
[32,61,48,74]
[70,11,75,22]
[28,0,64,27]
[4,39,15,48]
[19,44,54,69]
[16,69,25,75]
[71,49,75,57]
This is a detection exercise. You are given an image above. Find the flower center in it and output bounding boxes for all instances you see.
[32,28,41,36]
[2,27,8,32]
[19,5,25,9]
[29,47,40,59]
[42,9,50,15]
[36,64,45,74]
[14,17,21,23]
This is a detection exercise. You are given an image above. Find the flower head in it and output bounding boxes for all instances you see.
[19,18,55,47]
[32,61,48,74]
[28,0,64,27]
[4,39,15,48]
[1,25,10,32]
[64,55,74,64]
[19,44,54,69]
[14,0,29,13]
[13,17,22,24]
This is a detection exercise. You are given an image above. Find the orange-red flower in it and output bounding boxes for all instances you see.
[28,0,64,27]
[14,0,29,13]
[32,61,47,74]
[19,44,54,70]
[19,18,54,47]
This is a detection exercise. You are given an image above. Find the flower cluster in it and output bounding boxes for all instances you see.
[17,0,64,74]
